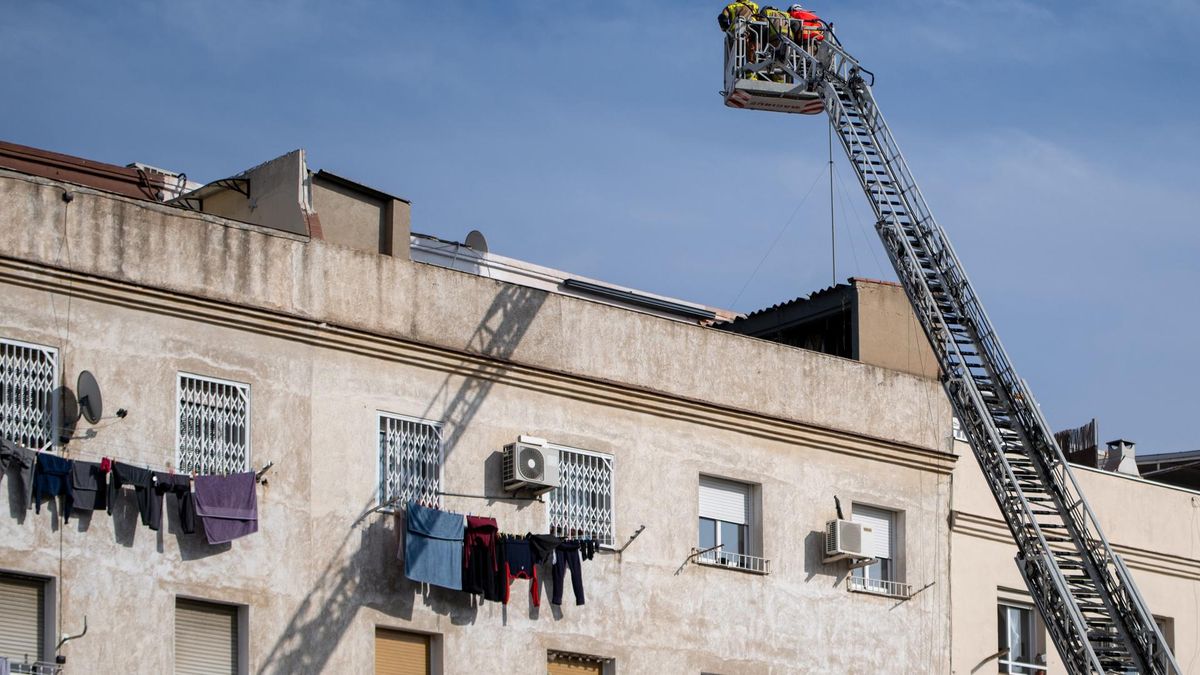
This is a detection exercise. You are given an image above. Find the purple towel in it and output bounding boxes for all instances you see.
[194,472,258,545]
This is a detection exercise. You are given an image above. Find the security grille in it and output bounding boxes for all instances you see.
[378,413,442,510]
[0,338,59,451]
[548,446,614,546]
[176,373,250,475]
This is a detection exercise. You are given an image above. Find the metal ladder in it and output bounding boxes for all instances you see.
[768,31,1179,674]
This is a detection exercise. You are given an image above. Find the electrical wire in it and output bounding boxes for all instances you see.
[728,167,829,309]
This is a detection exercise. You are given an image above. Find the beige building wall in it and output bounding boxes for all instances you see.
[950,439,1200,673]
[310,174,411,258]
[852,278,940,381]
[0,170,956,673]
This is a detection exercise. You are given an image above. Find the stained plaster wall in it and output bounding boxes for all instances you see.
[949,439,1200,674]
[0,170,956,673]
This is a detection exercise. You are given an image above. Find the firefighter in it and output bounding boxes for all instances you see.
[788,3,825,52]
[718,0,760,33]
[757,6,793,82]
[718,1,761,78]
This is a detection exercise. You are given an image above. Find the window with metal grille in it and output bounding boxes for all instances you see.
[547,446,614,546]
[378,413,443,510]
[176,373,251,475]
[0,338,59,451]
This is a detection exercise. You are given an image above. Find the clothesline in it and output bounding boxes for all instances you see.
[51,445,272,483]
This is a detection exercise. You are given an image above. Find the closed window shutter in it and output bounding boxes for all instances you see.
[698,476,749,525]
[375,628,428,675]
[852,504,893,559]
[548,659,603,675]
[0,575,43,663]
[175,599,238,675]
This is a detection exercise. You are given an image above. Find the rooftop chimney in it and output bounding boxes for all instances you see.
[1104,439,1141,477]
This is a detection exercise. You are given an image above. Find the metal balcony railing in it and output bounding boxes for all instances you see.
[693,546,771,574]
[847,575,912,599]
[9,661,63,675]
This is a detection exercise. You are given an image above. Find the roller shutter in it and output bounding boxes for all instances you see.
[852,504,894,560]
[698,476,749,524]
[0,574,43,663]
[375,628,428,675]
[175,598,238,675]
[548,658,603,675]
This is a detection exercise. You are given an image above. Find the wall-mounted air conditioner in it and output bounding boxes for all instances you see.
[502,438,560,495]
[824,519,870,562]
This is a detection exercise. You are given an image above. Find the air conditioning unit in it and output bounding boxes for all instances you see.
[824,519,869,562]
[502,440,560,495]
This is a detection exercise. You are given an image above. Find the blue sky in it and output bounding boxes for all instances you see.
[4,1,1198,453]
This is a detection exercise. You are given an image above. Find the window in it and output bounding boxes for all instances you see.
[176,373,250,475]
[696,475,768,573]
[175,598,240,675]
[547,445,614,546]
[849,504,904,595]
[0,338,59,451]
[375,628,429,675]
[997,601,1046,674]
[378,413,443,510]
[952,416,968,442]
[0,573,46,666]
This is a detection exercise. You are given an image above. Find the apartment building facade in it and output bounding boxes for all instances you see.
[0,145,957,674]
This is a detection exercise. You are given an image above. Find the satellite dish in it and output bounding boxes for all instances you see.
[77,370,103,424]
[464,229,489,254]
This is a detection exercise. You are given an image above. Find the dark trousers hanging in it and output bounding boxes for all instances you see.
[551,541,585,606]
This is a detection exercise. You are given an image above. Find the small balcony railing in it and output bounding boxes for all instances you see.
[692,546,771,575]
[847,575,912,599]
[9,661,63,675]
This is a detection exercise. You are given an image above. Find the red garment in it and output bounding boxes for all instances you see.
[789,8,825,41]
[464,515,499,570]
[100,457,112,473]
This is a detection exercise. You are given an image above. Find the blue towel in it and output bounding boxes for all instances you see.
[404,502,464,590]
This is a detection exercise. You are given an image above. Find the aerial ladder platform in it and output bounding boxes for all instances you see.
[720,17,1182,675]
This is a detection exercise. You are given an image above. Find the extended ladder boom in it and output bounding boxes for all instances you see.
[732,24,1180,674]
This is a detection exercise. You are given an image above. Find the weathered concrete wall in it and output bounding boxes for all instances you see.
[0,171,957,673]
[0,281,953,673]
[853,279,940,381]
[949,440,1200,673]
[0,169,950,453]
[201,149,309,236]
[311,178,383,253]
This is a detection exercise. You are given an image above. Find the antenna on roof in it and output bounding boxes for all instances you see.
[465,229,489,254]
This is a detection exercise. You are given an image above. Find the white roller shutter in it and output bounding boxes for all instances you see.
[699,476,749,525]
[175,598,238,675]
[0,574,43,663]
[852,504,894,559]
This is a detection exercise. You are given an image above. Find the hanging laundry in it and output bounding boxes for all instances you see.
[463,515,503,601]
[155,472,195,534]
[526,533,562,565]
[32,452,73,520]
[0,440,36,510]
[69,460,107,517]
[551,540,586,606]
[502,537,540,608]
[108,461,160,529]
[194,472,258,545]
[402,502,464,591]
